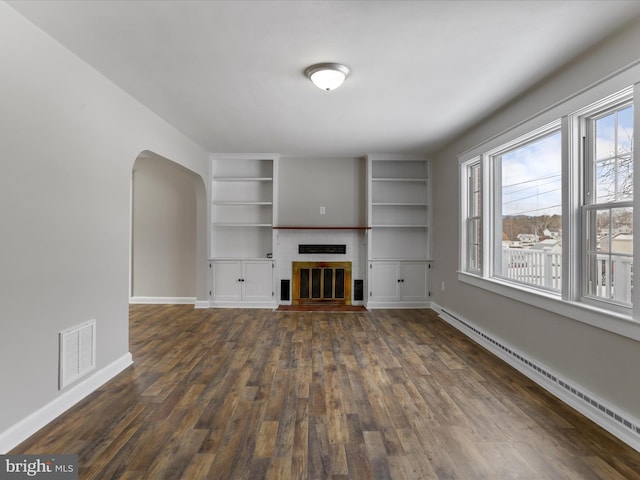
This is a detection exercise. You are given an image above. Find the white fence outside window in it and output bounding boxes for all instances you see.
[501,247,562,291]
[500,247,632,304]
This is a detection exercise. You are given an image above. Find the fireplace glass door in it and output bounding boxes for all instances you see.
[292,262,351,305]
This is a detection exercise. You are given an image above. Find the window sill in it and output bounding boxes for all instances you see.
[457,271,640,341]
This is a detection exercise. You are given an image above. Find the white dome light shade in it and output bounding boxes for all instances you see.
[305,63,350,91]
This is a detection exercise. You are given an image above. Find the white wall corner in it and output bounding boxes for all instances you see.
[367,301,431,309]
[0,353,133,454]
[430,302,640,454]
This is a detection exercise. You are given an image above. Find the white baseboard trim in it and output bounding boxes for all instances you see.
[129,296,196,305]
[430,302,640,453]
[194,300,210,309]
[209,301,277,309]
[0,352,133,454]
[366,301,431,309]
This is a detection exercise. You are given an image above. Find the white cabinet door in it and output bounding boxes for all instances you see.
[212,260,243,302]
[369,262,401,302]
[401,262,428,302]
[368,261,429,307]
[243,260,273,302]
[211,260,273,305]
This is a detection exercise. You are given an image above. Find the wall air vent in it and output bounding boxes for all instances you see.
[298,244,346,254]
[59,320,96,390]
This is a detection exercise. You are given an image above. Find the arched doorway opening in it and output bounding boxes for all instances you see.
[131,151,207,304]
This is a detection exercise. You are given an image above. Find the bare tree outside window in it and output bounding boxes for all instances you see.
[594,105,633,203]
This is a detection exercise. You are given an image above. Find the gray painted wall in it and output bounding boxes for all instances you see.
[431,18,640,418]
[0,3,208,436]
[278,157,365,227]
[132,154,197,298]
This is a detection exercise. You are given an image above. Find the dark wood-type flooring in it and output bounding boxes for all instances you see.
[12,305,640,479]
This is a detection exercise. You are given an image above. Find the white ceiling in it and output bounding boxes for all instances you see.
[8,0,640,157]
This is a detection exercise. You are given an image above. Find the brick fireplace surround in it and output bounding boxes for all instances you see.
[274,229,367,306]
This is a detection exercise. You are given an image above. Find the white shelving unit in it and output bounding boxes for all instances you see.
[366,154,431,308]
[210,155,277,259]
[209,154,278,307]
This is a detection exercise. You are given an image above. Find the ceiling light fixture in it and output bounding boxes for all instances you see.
[305,63,350,91]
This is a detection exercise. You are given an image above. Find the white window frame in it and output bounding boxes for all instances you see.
[460,157,482,275]
[458,77,640,341]
[487,121,562,293]
[572,89,634,312]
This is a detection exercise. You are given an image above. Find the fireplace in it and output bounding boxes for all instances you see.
[292,261,352,305]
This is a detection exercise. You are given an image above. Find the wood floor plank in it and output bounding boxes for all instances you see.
[344,413,373,479]
[10,305,640,479]
[273,371,297,459]
[362,431,392,480]
[308,414,331,479]
[178,453,215,480]
[255,420,279,458]
[205,398,253,479]
[290,398,309,480]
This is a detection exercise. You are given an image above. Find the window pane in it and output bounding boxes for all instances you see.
[497,131,562,290]
[470,163,481,217]
[465,161,482,274]
[595,113,615,161]
[595,159,616,204]
[585,100,633,307]
[594,104,634,203]
[618,105,633,156]
[585,207,633,306]
[467,217,482,272]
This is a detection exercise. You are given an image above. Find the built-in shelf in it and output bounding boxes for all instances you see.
[212,177,273,182]
[372,224,428,228]
[212,201,273,205]
[367,155,431,262]
[210,156,277,260]
[367,155,431,308]
[274,226,371,230]
[372,178,428,182]
[214,223,273,227]
[372,203,428,206]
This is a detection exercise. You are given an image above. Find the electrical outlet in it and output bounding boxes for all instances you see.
[441,281,445,291]
[320,206,325,215]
